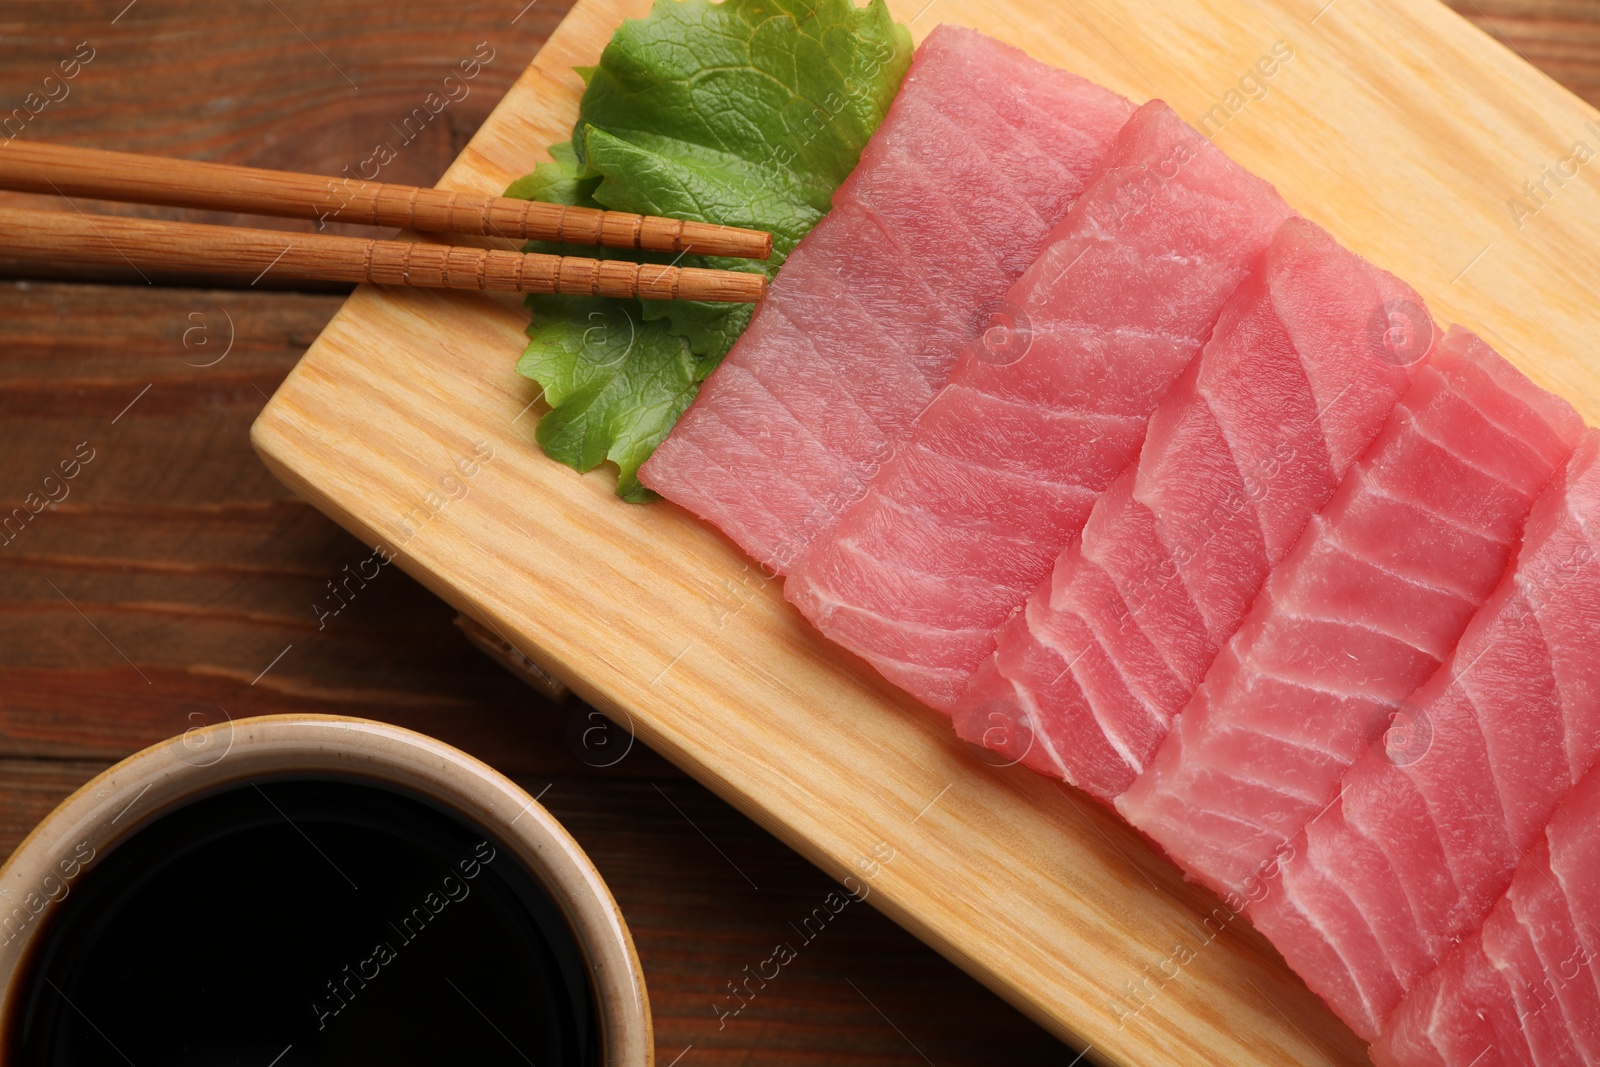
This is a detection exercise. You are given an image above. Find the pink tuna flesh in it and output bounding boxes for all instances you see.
[1120,326,1585,902]
[640,26,1133,573]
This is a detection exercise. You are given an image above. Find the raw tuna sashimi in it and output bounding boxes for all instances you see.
[639,27,1133,574]
[954,217,1431,800]
[1370,759,1600,1067]
[783,100,1292,709]
[1120,327,1585,902]
[1247,431,1600,1040]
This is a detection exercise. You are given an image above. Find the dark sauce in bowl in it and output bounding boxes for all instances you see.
[5,777,597,1066]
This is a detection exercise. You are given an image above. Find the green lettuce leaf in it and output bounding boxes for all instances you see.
[504,142,600,206]
[507,0,912,500]
[516,297,699,502]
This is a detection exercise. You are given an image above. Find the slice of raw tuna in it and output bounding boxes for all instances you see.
[953,217,1432,800]
[1371,757,1600,1067]
[639,27,1133,574]
[1247,431,1600,1041]
[1120,327,1585,902]
[784,100,1293,709]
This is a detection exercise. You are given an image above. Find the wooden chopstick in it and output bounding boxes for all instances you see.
[0,208,767,302]
[0,141,773,260]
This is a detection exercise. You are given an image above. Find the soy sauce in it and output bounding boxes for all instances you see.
[5,777,597,1066]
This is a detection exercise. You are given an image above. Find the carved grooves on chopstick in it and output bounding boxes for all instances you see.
[0,206,764,301]
[0,143,774,260]
[362,235,711,297]
[380,233,737,299]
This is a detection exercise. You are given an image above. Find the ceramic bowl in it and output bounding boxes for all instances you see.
[0,713,652,1065]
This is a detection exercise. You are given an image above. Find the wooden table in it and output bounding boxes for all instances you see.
[1,2,1595,1063]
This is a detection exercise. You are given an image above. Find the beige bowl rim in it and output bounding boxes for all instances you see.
[0,712,652,1066]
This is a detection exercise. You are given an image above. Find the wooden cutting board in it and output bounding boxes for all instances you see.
[252,0,1600,1063]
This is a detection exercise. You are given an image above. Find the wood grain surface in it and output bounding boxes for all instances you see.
[0,276,1067,1066]
[0,3,1068,1063]
[249,0,1600,1063]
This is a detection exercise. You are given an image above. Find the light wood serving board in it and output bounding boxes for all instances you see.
[252,0,1600,1062]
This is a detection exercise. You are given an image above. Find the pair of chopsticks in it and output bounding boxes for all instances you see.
[0,142,770,302]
